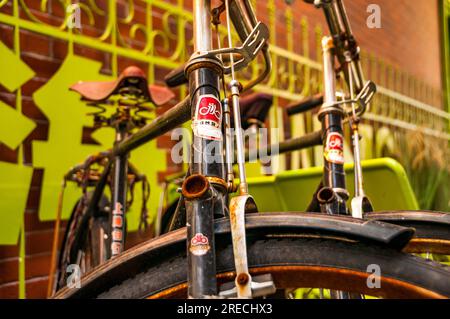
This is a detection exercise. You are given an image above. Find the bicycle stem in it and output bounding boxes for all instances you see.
[319,0,365,94]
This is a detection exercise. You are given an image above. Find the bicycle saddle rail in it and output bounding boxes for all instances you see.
[53,212,414,299]
[70,66,175,106]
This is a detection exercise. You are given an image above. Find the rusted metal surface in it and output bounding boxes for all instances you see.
[205,176,228,193]
[404,239,450,255]
[317,187,336,204]
[236,273,249,285]
[181,174,210,200]
[149,265,446,299]
[228,195,254,297]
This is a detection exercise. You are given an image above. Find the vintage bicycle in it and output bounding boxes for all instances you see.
[49,59,277,296]
[47,66,176,293]
[52,0,450,299]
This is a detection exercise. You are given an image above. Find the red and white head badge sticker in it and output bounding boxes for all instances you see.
[189,233,211,256]
[324,132,344,164]
[192,94,222,141]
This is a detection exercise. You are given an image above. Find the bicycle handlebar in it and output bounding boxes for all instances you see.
[301,0,365,95]
[165,0,271,91]
[286,93,324,116]
[244,129,322,161]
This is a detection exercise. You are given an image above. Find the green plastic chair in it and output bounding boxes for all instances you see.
[165,157,419,213]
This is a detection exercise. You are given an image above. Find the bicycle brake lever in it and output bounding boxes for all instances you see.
[353,80,376,114]
[190,22,269,74]
[331,80,376,116]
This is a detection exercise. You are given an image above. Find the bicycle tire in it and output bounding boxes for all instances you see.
[56,222,450,299]
[56,192,110,290]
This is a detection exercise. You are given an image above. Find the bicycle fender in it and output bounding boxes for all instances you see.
[54,212,414,299]
[366,210,450,241]
[365,210,450,227]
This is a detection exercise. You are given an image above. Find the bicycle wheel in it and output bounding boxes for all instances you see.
[54,214,450,299]
[56,192,110,291]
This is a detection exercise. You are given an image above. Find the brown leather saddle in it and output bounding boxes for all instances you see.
[70,66,175,106]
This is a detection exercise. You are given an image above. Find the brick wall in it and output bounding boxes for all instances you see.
[0,0,444,298]
[289,0,443,89]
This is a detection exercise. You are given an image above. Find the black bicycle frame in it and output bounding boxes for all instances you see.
[308,0,367,216]
[66,160,112,278]
[317,36,348,215]
[110,123,129,258]
[181,0,227,298]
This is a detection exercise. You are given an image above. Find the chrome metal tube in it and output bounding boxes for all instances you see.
[223,98,235,186]
[319,36,348,213]
[323,37,337,106]
[352,127,364,197]
[229,0,257,42]
[193,0,212,51]
[230,85,248,194]
[226,0,248,195]
[322,0,365,93]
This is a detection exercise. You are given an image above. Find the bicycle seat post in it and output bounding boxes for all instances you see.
[108,79,149,258]
[110,105,129,258]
